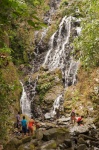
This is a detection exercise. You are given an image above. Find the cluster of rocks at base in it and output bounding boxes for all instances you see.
[4,120,99,150]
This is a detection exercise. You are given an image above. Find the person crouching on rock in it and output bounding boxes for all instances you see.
[28,116,35,136]
[76,116,84,126]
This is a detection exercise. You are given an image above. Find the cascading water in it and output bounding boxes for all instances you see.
[43,16,80,88]
[19,0,62,118]
[20,81,31,117]
[44,16,81,119]
[45,94,62,119]
[34,0,61,54]
[20,76,38,117]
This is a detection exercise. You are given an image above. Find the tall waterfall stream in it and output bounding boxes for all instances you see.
[20,15,81,119]
[43,16,80,88]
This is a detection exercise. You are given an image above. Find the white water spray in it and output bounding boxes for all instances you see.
[20,81,31,117]
[43,16,80,88]
[45,94,63,119]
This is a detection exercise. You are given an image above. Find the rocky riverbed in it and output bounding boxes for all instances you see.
[4,116,99,150]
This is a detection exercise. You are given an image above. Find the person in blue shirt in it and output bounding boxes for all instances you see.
[21,116,27,136]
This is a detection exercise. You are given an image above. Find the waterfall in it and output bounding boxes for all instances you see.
[20,81,31,117]
[44,16,81,119]
[19,1,62,118]
[20,76,38,117]
[20,15,81,119]
[51,94,63,117]
[45,94,63,119]
[34,0,61,56]
[43,16,80,88]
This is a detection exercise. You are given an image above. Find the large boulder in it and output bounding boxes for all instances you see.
[40,140,57,150]
[4,138,22,150]
[42,127,70,143]
[77,144,88,150]
[36,129,43,140]
[22,136,31,144]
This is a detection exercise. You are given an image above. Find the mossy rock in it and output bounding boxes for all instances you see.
[29,144,35,150]
[44,84,63,102]
[4,138,22,150]
[42,127,69,142]
[41,140,57,150]
[22,136,31,144]
[18,145,24,150]
[36,130,43,140]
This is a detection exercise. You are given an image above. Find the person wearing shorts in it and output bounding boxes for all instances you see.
[21,116,27,136]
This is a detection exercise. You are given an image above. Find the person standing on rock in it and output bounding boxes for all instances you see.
[70,110,76,124]
[16,111,21,128]
[21,116,27,137]
[28,116,35,136]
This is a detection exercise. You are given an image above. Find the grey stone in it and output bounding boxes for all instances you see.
[77,144,88,150]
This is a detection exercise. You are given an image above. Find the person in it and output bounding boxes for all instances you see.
[70,110,76,124]
[16,112,21,128]
[21,116,27,137]
[28,116,35,136]
[76,116,84,126]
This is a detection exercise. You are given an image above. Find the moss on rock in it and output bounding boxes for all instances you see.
[63,67,99,118]
[4,138,22,150]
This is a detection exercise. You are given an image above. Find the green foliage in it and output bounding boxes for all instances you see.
[0,72,12,140]
[0,69,21,141]
[72,90,79,104]
[60,0,69,8]
[0,47,11,55]
[37,82,51,93]
[0,47,12,67]
[0,0,47,66]
[36,82,52,102]
[0,0,45,27]
[73,0,99,68]
[60,0,84,18]
[10,36,26,65]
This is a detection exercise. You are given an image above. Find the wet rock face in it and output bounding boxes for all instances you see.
[40,140,57,150]
[49,0,61,9]
[35,41,49,54]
